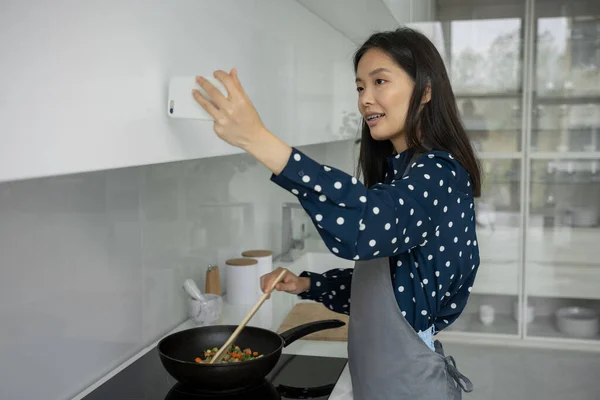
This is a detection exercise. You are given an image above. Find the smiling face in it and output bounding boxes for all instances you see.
[355,48,416,152]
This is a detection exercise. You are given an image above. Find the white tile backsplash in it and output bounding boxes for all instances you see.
[0,139,356,399]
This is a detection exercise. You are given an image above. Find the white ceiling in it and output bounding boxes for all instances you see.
[295,0,401,44]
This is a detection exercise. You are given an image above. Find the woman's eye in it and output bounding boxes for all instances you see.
[375,79,386,85]
[356,87,364,93]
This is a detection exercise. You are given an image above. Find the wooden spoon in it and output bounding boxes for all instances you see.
[209,268,288,364]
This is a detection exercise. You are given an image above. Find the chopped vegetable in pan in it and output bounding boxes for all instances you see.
[194,344,263,364]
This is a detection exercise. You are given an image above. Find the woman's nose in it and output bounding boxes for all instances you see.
[360,88,374,108]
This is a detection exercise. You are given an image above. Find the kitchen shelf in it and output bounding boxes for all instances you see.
[446,312,519,336]
[527,315,600,341]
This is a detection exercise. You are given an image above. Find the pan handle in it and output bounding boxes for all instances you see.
[279,319,346,347]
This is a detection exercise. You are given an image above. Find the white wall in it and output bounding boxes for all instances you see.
[0,0,356,183]
[0,138,366,400]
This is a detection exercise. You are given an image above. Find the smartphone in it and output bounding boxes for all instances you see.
[167,76,228,120]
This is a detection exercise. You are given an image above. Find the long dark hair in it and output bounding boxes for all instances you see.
[353,27,482,197]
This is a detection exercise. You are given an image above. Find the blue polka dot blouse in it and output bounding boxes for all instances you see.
[270,147,480,334]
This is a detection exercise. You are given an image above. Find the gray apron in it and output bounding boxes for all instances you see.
[347,253,474,399]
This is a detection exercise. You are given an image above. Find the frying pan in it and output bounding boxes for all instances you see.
[158,319,345,392]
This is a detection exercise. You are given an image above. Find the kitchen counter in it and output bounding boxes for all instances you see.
[72,249,354,400]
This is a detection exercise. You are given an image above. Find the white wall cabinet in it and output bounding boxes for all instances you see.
[0,0,357,183]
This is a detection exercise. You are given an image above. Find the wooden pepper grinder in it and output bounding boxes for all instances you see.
[205,264,221,295]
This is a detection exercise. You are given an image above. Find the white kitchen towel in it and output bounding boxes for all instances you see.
[241,250,273,296]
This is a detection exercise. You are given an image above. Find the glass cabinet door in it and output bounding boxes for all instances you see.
[410,0,528,336]
[525,0,600,342]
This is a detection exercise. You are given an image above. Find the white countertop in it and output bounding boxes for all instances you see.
[72,250,354,400]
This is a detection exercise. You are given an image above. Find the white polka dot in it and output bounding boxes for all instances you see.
[446,292,451,297]
[424,174,430,179]
[436,163,442,168]
[334,182,342,189]
[319,195,327,202]
[434,199,438,206]
[467,181,471,187]
[369,239,376,247]
[454,237,458,243]
[405,237,410,243]
[443,206,448,213]
[385,223,391,230]
[424,191,429,198]
[435,271,440,277]
[417,164,424,168]
[399,198,404,205]
[459,251,463,257]
[315,214,323,222]
[423,279,429,284]
[474,240,477,246]
[422,232,427,238]
[421,310,428,316]
[402,311,407,317]
[451,303,457,309]
[396,218,399,224]
[452,171,456,176]
[408,184,414,191]
[428,254,433,260]
[359,196,367,203]
[417,220,423,227]
[352,177,357,184]
[457,198,461,204]
[448,187,452,194]
[465,227,469,232]
[436,231,440,237]
[410,208,414,215]
[468,287,472,292]
[336,217,344,225]
[446,261,450,267]
[410,273,414,278]
[413,297,416,302]
[340,203,346,207]
[467,240,471,246]
[428,154,434,158]
[332,247,339,253]
[302,175,310,183]
[461,212,465,218]
[324,166,331,171]
[340,285,346,290]
[359,223,366,231]
[439,284,442,289]
[294,153,301,161]
[314,185,322,193]
[335,237,341,242]
[353,255,360,260]
[316,281,322,287]
[450,275,454,280]
[398,286,405,292]
[391,237,397,244]
[373,207,380,214]
[440,246,445,252]
[449,221,453,228]
[432,291,436,297]
[292,189,299,195]
[373,250,380,256]
[439,180,444,186]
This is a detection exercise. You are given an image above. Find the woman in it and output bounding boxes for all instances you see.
[193,27,478,400]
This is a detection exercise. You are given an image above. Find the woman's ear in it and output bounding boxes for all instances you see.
[421,84,432,104]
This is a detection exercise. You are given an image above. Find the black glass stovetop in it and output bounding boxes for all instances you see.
[82,347,347,400]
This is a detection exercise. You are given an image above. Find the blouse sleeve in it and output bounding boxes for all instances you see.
[270,148,458,261]
[297,268,353,315]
